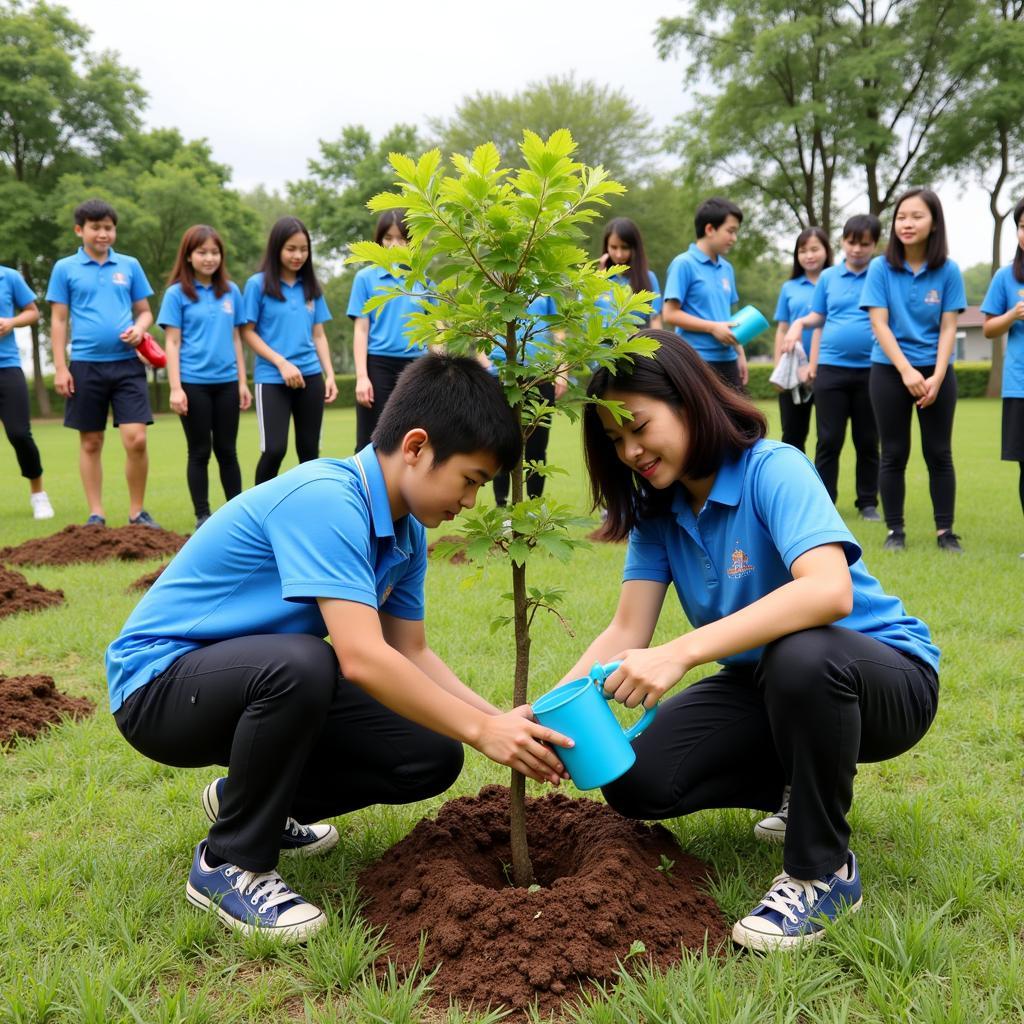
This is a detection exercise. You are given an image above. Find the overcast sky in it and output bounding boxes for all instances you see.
[62,0,1007,269]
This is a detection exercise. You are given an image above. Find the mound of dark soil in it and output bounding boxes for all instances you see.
[0,566,64,619]
[358,785,727,1018]
[128,564,168,592]
[427,534,469,565]
[0,674,94,746]
[0,524,187,566]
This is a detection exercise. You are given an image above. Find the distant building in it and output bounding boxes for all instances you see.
[957,306,999,362]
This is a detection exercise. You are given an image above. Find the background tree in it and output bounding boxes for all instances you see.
[430,75,653,182]
[923,0,1024,396]
[0,0,145,412]
[350,132,656,886]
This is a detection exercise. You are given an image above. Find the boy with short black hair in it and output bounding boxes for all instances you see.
[106,353,574,943]
[47,198,159,527]
[662,197,748,389]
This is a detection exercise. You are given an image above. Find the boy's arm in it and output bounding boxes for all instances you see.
[0,300,40,336]
[380,612,500,716]
[121,299,153,346]
[661,299,738,345]
[49,302,74,396]
[319,598,571,783]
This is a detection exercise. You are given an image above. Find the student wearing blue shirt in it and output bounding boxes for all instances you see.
[242,217,337,485]
[47,199,158,527]
[350,210,435,451]
[980,195,1024,559]
[663,197,748,389]
[785,215,882,521]
[0,265,53,519]
[860,188,966,552]
[596,218,662,329]
[160,226,252,530]
[566,335,938,950]
[772,227,832,452]
[107,354,574,943]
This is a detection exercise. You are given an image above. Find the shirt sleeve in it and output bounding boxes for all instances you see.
[728,265,739,307]
[380,524,427,620]
[622,515,673,583]
[648,271,663,315]
[663,255,690,305]
[10,272,35,308]
[230,283,246,325]
[313,293,332,324]
[773,283,790,323]
[811,274,828,317]
[859,257,889,310]
[980,268,1009,317]
[129,259,154,301]
[262,478,380,606]
[749,446,862,569]
[942,261,967,313]
[242,276,262,325]
[347,269,372,319]
[157,286,183,329]
[45,261,69,305]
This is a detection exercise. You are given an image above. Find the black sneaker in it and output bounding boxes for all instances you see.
[937,531,963,553]
[858,506,881,522]
[754,785,790,843]
[195,514,211,530]
[883,530,906,551]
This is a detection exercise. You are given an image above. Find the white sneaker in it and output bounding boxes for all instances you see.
[30,491,54,520]
[754,785,790,843]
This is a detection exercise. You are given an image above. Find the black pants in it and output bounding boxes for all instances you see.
[179,382,242,518]
[814,365,879,510]
[778,390,813,453]
[254,375,325,485]
[708,360,742,391]
[0,366,43,479]
[355,355,417,452]
[869,363,957,531]
[602,626,938,879]
[114,633,464,872]
[492,382,555,507]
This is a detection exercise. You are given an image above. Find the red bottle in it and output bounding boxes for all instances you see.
[136,333,167,368]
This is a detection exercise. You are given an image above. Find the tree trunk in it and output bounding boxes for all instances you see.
[506,321,535,889]
[29,321,50,417]
[986,129,1010,399]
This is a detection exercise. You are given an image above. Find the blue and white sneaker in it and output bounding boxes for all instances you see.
[732,852,862,951]
[128,509,161,529]
[185,840,325,942]
[202,777,339,857]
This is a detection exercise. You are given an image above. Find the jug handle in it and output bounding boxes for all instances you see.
[589,661,658,740]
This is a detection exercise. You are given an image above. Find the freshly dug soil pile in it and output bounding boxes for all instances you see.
[427,534,469,565]
[0,674,94,746]
[0,524,187,567]
[358,785,727,1018]
[128,564,168,592]
[0,566,64,619]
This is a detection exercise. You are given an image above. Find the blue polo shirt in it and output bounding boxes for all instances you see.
[860,256,966,367]
[158,281,246,384]
[46,247,154,362]
[242,273,332,384]
[347,265,435,359]
[774,276,817,351]
[811,262,874,368]
[596,271,663,327]
[489,295,558,369]
[980,265,1024,398]
[622,440,939,672]
[664,243,739,363]
[105,446,427,712]
[0,266,36,370]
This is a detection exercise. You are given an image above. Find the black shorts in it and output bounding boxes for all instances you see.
[1003,397,1024,461]
[63,358,152,431]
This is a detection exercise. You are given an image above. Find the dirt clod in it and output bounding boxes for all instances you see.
[1,525,187,567]
[427,534,469,565]
[0,566,64,620]
[128,564,169,592]
[0,674,93,746]
[358,784,727,1018]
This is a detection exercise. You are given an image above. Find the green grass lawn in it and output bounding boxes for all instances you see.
[1,400,1022,1023]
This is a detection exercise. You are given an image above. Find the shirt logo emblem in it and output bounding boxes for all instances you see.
[306,300,315,312]
[1017,289,1024,297]
[222,300,234,314]
[923,289,941,305]
[722,279,731,291]
[112,272,127,285]
[726,546,755,579]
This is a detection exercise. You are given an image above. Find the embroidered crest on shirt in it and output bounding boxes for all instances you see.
[923,289,941,305]
[222,300,234,314]
[306,300,315,312]
[721,279,731,292]
[112,272,127,286]
[727,546,754,579]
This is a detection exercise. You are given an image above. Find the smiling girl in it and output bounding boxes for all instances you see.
[560,333,939,951]
[242,217,337,484]
[860,188,966,552]
[161,226,251,528]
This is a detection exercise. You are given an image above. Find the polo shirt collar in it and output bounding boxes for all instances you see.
[668,449,746,522]
[687,242,716,265]
[353,443,396,540]
[76,246,119,265]
[839,260,867,278]
[901,259,929,278]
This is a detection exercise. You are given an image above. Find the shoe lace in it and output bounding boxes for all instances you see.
[759,871,831,924]
[224,865,297,914]
[285,817,312,840]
